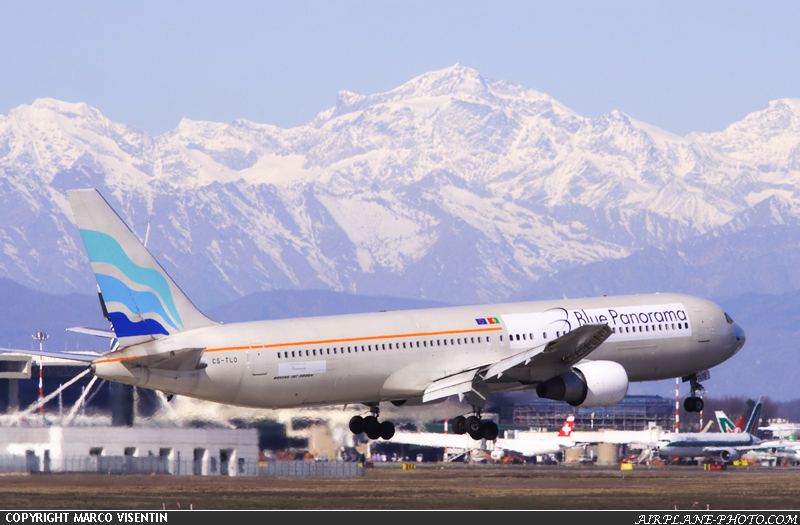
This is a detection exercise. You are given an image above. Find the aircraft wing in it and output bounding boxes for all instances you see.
[0,347,98,363]
[485,323,612,382]
[494,438,571,456]
[390,431,484,450]
[421,324,611,405]
[736,440,800,452]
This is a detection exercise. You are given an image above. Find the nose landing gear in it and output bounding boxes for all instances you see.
[683,372,707,413]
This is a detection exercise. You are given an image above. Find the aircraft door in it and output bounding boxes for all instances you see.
[693,310,714,343]
[250,347,268,375]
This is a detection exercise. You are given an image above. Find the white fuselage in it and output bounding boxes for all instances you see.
[657,432,759,459]
[91,292,745,409]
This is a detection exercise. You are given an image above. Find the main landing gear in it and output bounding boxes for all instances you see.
[683,373,707,413]
[451,409,498,441]
[349,404,395,440]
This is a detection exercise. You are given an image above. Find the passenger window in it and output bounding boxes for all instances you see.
[277,352,281,358]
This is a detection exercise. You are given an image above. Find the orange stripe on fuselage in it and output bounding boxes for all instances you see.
[93,326,503,363]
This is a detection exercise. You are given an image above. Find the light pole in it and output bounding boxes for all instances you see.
[32,332,48,417]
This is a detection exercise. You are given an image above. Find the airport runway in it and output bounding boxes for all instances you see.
[0,464,798,510]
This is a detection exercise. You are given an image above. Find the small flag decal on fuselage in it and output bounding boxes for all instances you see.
[475,318,499,325]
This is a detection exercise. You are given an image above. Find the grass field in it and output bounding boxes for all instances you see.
[0,465,798,510]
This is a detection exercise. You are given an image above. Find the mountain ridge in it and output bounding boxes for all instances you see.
[1,65,799,309]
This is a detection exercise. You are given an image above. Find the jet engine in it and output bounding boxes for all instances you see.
[718,448,741,463]
[536,360,629,407]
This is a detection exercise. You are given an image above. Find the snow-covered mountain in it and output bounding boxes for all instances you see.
[2,64,799,307]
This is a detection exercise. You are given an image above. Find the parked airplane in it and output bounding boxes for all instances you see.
[717,408,800,464]
[655,398,762,463]
[0,189,747,442]
[491,415,581,459]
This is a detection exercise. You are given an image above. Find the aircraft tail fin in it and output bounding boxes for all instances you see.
[744,397,763,435]
[68,189,217,348]
[715,411,735,433]
[558,415,575,438]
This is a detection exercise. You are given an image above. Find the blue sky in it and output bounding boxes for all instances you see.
[2,1,798,136]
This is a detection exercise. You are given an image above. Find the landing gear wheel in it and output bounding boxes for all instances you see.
[379,420,395,440]
[349,415,364,435]
[466,416,484,440]
[364,416,381,440]
[452,415,467,435]
[482,421,499,441]
[684,396,704,412]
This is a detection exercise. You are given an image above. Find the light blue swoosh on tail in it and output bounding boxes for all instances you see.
[79,229,183,329]
[95,274,180,332]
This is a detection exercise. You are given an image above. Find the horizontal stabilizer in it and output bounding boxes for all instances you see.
[122,347,206,372]
[66,327,117,338]
[0,347,98,363]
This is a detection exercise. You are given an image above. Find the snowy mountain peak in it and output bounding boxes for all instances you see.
[393,63,489,99]
[689,98,800,165]
[1,67,799,308]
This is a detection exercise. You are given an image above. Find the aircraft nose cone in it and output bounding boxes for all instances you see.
[731,322,745,355]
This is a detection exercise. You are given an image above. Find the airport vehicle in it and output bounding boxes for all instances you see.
[655,398,762,463]
[0,189,747,441]
[491,415,580,459]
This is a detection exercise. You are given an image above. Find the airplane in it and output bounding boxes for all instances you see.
[0,189,747,442]
[654,398,762,463]
[717,408,800,464]
[491,415,581,460]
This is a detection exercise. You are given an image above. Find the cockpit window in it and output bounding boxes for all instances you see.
[724,312,734,324]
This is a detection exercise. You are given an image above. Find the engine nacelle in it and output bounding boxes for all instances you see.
[718,448,740,463]
[536,360,629,407]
